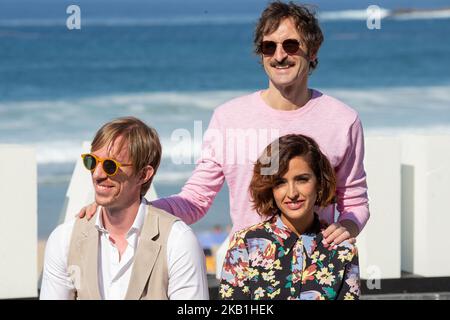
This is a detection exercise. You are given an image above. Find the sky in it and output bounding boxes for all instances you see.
[1,0,450,20]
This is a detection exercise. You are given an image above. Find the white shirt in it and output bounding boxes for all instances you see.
[40,198,209,300]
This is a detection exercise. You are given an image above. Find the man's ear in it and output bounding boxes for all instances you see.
[259,54,264,66]
[140,165,154,185]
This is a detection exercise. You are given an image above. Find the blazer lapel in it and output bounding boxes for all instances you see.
[125,206,161,300]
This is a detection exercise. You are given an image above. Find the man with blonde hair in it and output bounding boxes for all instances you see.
[40,117,208,299]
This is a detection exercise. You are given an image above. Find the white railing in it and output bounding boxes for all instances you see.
[0,145,38,299]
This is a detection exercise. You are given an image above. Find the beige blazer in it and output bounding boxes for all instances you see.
[67,205,179,300]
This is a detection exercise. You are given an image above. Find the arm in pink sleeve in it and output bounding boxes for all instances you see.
[151,111,225,225]
[335,117,370,233]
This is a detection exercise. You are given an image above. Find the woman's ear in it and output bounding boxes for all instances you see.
[140,165,154,185]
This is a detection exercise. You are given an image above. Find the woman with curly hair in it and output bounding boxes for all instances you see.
[220,134,360,300]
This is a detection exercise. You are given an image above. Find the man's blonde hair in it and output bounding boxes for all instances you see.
[91,116,162,196]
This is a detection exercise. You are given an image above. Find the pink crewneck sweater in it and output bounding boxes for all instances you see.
[152,89,369,236]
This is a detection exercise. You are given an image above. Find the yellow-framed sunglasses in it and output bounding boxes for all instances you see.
[81,153,132,177]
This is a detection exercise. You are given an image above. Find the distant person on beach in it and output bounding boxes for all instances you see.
[40,117,208,300]
[220,134,360,300]
[79,1,369,260]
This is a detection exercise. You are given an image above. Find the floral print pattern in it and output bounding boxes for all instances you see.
[220,214,360,300]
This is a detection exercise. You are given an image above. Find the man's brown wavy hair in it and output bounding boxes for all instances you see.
[254,1,324,72]
[249,134,336,217]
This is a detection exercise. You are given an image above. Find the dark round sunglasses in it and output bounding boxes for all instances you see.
[260,39,301,56]
[81,153,132,177]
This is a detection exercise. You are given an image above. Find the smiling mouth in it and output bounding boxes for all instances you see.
[271,60,295,69]
[284,200,304,210]
[95,184,114,193]
[274,65,291,69]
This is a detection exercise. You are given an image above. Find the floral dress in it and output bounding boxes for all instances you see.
[219,214,360,300]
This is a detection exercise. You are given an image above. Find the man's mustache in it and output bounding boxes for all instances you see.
[270,59,295,68]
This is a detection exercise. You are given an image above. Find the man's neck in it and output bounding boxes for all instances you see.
[262,81,311,111]
[101,198,141,237]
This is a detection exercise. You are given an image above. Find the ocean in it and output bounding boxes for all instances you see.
[1,3,450,239]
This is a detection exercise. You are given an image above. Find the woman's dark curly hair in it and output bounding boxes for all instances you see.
[254,1,324,72]
[249,134,336,217]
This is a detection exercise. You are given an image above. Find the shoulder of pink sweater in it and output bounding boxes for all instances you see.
[314,90,360,122]
[213,91,258,117]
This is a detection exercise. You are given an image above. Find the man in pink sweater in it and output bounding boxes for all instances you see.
[81,1,369,247]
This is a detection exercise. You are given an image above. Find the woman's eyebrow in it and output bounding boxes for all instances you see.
[294,173,312,178]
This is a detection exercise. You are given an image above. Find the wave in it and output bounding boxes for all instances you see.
[38,167,193,185]
[0,90,245,164]
[325,85,450,131]
[3,86,450,166]
[325,85,450,112]
[33,137,202,165]
[35,141,85,164]
[0,90,245,113]
[391,8,450,20]
[320,9,391,21]
[0,19,64,27]
[84,15,258,26]
[0,90,246,147]
[0,15,257,27]
[320,7,450,22]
